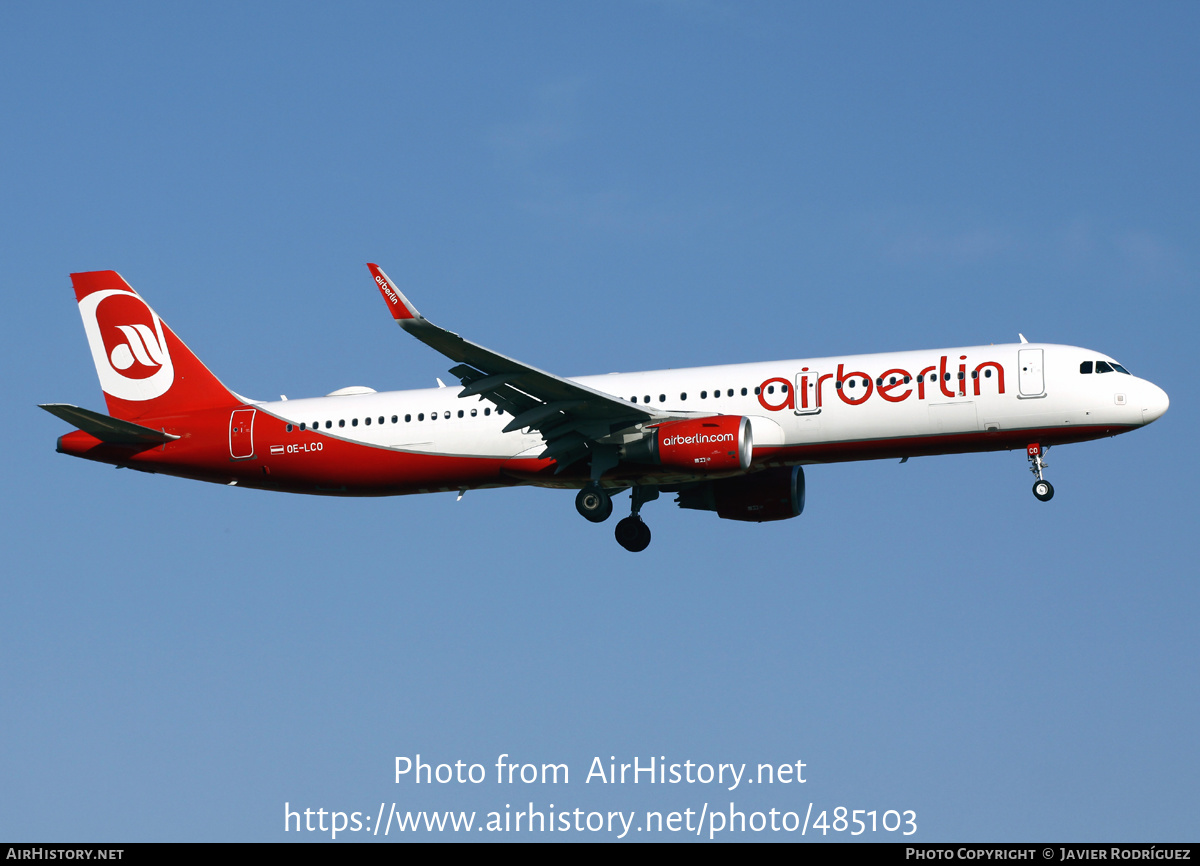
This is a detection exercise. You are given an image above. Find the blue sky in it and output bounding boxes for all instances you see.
[2,1,1197,842]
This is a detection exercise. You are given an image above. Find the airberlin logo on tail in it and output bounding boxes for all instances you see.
[109,323,168,372]
[78,289,175,402]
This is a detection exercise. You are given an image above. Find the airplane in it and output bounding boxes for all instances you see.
[42,265,1169,551]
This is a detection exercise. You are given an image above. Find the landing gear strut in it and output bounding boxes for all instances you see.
[575,484,613,523]
[1027,443,1054,502]
[615,486,658,552]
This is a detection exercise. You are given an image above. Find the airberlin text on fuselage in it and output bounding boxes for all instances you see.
[757,355,1006,412]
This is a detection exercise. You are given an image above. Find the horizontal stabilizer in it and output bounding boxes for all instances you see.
[39,403,180,445]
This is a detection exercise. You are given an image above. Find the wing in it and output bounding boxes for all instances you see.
[368,263,666,469]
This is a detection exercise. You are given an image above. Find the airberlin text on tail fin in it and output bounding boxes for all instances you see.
[71,271,241,421]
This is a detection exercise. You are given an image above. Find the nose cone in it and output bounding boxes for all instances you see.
[1141,382,1169,425]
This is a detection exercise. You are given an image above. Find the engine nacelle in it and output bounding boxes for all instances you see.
[676,465,805,522]
[623,416,752,473]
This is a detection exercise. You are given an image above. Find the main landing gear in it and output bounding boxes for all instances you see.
[573,483,659,552]
[1027,443,1054,502]
[575,484,613,523]
[614,486,658,553]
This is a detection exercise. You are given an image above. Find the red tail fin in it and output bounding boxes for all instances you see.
[72,270,241,421]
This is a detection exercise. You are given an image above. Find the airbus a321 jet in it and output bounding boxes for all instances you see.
[42,265,1169,551]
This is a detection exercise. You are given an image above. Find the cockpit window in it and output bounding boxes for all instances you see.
[1080,361,1093,374]
[1112,363,1131,375]
[1096,361,1114,374]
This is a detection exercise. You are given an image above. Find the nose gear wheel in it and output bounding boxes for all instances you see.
[1033,479,1054,501]
[1027,444,1054,501]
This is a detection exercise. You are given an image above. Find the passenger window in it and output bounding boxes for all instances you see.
[338,420,345,428]
[644,395,651,403]
[631,396,637,403]
[457,410,464,418]
[680,393,687,401]
[471,408,477,417]
[984,370,992,378]
[741,388,747,396]
[659,394,666,402]
[364,417,371,425]
[286,424,293,432]
[766,386,773,394]
[325,421,332,429]
[405,414,411,422]
[485,408,491,415]
[418,413,424,421]
[781,384,788,393]
[701,391,708,399]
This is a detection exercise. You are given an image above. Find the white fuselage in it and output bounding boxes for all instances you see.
[257,342,1167,482]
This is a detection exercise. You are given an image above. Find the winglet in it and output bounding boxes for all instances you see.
[367,263,421,322]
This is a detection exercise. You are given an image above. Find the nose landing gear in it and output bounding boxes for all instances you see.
[1027,443,1054,501]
